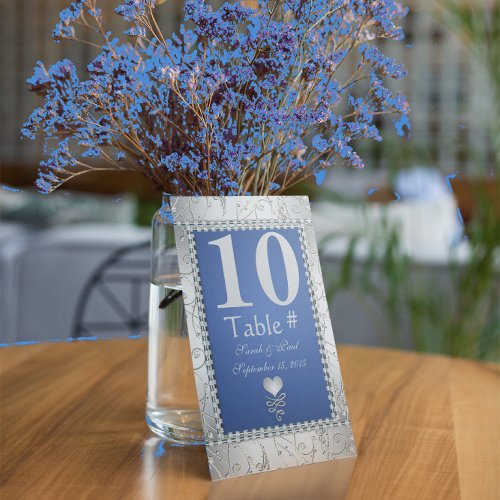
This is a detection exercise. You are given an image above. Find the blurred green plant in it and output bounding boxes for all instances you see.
[435,0,500,167]
[317,0,500,359]
[322,196,499,361]
[351,1,500,175]
[135,197,162,226]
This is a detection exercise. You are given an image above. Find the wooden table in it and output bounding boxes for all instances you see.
[1,339,499,499]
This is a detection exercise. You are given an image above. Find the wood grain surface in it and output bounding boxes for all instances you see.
[1,340,498,500]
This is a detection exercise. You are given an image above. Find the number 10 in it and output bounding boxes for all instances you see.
[208,232,300,309]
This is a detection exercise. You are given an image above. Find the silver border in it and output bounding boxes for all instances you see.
[172,196,356,480]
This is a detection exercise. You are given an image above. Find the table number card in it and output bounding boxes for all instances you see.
[172,196,356,480]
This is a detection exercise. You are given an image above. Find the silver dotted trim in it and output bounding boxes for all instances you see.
[182,220,348,445]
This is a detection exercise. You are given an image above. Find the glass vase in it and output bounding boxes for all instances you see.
[146,206,203,445]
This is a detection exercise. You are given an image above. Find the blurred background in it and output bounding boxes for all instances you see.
[0,0,498,360]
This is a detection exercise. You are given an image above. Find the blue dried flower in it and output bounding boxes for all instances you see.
[115,0,155,22]
[23,0,411,195]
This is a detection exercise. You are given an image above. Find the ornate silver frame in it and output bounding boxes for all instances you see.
[172,196,356,480]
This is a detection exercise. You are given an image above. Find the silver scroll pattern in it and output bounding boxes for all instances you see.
[172,196,356,480]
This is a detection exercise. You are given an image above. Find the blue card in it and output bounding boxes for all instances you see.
[172,196,356,480]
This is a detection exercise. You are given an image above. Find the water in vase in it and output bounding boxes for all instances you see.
[146,282,203,444]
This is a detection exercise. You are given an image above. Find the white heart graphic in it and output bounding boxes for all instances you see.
[263,376,283,397]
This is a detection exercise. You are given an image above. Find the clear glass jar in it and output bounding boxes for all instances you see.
[146,207,203,445]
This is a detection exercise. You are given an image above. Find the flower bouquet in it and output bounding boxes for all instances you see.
[23,0,410,198]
